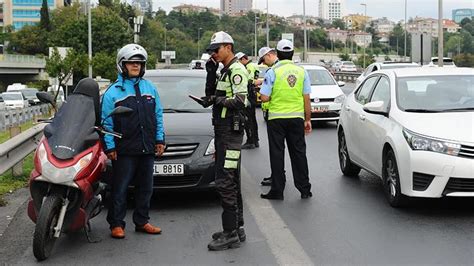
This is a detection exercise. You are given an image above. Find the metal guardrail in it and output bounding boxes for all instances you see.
[333,71,362,83]
[0,105,50,132]
[0,54,46,65]
[0,123,45,176]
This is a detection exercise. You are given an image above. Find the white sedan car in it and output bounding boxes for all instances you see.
[337,67,474,207]
[300,64,346,122]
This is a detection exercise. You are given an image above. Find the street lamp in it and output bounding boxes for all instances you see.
[266,0,269,47]
[404,0,407,60]
[437,0,443,67]
[87,0,92,78]
[133,15,144,43]
[255,14,259,58]
[197,27,202,59]
[164,23,168,51]
[303,0,307,62]
[360,3,367,68]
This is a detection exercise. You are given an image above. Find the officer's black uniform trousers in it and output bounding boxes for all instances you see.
[243,85,259,145]
[267,118,311,195]
[214,123,244,232]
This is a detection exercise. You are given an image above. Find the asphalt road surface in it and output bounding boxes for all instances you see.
[1,83,474,264]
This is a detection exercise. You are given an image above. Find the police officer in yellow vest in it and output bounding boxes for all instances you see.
[202,31,249,250]
[259,39,313,200]
[236,52,260,149]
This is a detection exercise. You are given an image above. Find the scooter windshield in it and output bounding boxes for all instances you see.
[44,94,99,160]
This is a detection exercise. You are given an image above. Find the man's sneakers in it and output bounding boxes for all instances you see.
[111,227,125,239]
[135,223,162,234]
[260,190,284,200]
[212,227,246,242]
[208,230,241,251]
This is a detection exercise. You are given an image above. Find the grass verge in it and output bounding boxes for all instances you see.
[0,153,33,206]
[0,118,46,144]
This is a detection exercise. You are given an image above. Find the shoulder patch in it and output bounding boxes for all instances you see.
[232,74,243,85]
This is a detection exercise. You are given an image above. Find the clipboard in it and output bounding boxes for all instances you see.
[188,94,205,105]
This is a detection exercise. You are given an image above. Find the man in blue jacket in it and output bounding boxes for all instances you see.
[102,44,165,239]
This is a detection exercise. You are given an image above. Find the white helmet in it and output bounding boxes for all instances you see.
[116,44,148,77]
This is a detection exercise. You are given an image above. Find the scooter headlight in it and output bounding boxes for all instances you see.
[40,149,93,185]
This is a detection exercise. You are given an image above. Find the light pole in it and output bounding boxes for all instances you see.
[266,0,269,47]
[87,0,92,78]
[437,0,443,67]
[197,27,202,59]
[404,0,407,60]
[360,3,367,68]
[255,14,259,58]
[303,0,307,62]
[164,23,168,51]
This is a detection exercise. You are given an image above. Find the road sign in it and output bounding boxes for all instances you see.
[282,33,294,44]
[161,51,176,60]
[411,33,432,65]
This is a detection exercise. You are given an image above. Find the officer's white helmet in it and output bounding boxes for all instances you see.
[116,44,148,77]
[236,52,246,60]
[206,31,234,53]
[258,47,274,64]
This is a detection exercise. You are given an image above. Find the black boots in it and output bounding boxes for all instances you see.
[211,227,246,242]
[208,230,241,251]
[260,190,284,200]
[241,143,256,149]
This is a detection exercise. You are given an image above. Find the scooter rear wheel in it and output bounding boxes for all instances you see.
[33,194,62,261]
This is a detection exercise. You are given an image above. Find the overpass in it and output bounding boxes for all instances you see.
[0,54,47,90]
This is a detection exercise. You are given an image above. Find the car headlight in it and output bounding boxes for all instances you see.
[402,128,460,156]
[334,94,346,103]
[205,138,215,156]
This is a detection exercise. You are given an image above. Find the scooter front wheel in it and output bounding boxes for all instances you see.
[33,194,62,261]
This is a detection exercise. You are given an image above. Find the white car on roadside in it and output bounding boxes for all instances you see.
[2,91,29,109]
[339,61,357,72]
[426,57,456,68]
[300,64,346,123]
[356,62,420,87]
[337,67,474,207]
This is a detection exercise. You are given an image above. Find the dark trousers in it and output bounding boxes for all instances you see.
[244,105,259,144]
[214,124,244,232]
[106,154,154,229]
[267,118,311,195]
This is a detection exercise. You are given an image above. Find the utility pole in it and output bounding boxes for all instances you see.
[266,0,269,47]
[404,0,407,60]
[197,27,202,59]
[255,14,259,58]
[87,0,92,78]
[437,0,443,67]
[164,23,168,51]
[303,0,307,62]
[361,3,367,68]
[133,15,144,44]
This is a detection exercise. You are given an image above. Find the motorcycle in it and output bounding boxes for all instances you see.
[27,78,131,261]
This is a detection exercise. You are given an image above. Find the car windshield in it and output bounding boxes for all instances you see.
[149,76,209,112]
[306,69,336,86]
[22,89,38,98]
[2,93,22,100]
[397,75,474,112]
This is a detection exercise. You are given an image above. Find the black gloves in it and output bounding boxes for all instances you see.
[206,58,219,73]
[200,95,215,108]
[205,59,218,97]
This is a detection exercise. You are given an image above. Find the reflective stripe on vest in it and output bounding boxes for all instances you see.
[216,60,249,118]
[268,60,305,120]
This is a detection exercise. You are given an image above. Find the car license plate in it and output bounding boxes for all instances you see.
[154,164,184,176]
[312,106,328,112]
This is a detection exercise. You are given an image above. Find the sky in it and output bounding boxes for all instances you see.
[154,0,473,22]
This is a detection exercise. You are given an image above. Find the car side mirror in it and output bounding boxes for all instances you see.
[363,101,388,116]
[337,81,345,87]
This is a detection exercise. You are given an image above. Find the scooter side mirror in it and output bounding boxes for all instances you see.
[37,92,55,105]
[101,106,133,125]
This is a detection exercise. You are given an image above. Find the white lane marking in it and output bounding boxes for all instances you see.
[241,167,314,265]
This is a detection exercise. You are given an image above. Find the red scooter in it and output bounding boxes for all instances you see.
[27,78,131,261]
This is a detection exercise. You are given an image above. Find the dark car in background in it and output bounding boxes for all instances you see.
[144,69,216,190]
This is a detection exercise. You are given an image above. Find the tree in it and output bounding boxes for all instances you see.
[332,19,346,30]
[40,0,51,31]
[46,47,88,101]
[339,53,350,61]
[8,25,48,54]
[453,53,474,67]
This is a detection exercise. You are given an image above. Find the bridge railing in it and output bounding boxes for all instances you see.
[0,54,46,65]
[333,71,362,83]
[0,104,50,132]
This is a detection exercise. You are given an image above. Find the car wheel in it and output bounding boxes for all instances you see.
[383,149,407,207]
[338,130,361,177]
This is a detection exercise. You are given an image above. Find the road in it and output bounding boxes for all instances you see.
[1,83,474,264]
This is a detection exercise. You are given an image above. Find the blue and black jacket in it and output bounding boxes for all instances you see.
[101,74,165,155]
